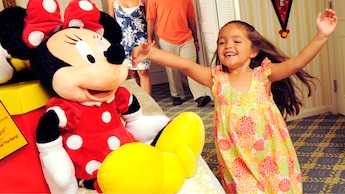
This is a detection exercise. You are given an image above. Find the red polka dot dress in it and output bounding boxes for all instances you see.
[211,58,303,193]
[46,87,136,180]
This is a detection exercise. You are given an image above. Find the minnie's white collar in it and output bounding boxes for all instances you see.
[80,95,115,106]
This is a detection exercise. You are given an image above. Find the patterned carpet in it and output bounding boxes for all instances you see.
[152,82,345,193]
[287,113,345,193]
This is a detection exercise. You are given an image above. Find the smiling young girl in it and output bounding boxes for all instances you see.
[132,9,337,193]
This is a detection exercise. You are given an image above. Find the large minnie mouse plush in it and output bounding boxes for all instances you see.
[0,0,204,193]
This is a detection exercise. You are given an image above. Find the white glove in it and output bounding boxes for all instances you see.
[0,44,14,84]
[37,137,78,194]
[122,108,170,144]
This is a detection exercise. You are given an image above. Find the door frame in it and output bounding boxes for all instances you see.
[328,0,337,114]
[328,0,344,115]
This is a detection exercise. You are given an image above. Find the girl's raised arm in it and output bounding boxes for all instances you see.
[132,43,213,88]
[269,9,337,82]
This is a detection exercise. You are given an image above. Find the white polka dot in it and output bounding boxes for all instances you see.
[66,135,83,150]
[85,160,101,175]
[107,136,120,150]
[28,31,44,47]
[78,0,93,11]
[42,0,58,13]
[68,19,84,28]
[102,111,112,123]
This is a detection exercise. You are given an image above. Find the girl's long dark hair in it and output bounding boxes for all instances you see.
[212,20,317,119]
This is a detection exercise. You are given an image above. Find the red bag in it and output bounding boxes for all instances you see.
[0,81,51,193]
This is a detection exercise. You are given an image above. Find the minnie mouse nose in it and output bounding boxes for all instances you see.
[104,43,125,64]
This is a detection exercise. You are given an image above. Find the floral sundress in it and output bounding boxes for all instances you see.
[211,58,303,193]
[114,0,150,70]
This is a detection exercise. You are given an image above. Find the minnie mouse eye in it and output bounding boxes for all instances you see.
[86,54,96,63]
[76,40,96,64]
[95,36,108,54]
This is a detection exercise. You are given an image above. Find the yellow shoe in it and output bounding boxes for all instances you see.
[97,112,205,193]
[97,142,185,193]
[155,112,205,177]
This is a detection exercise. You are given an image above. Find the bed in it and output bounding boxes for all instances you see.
[78,79,225,193]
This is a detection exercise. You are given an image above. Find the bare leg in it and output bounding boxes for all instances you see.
[129,70,140,85]
[137,69,152,96]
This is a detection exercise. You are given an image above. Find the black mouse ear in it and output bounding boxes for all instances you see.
[0,6,34,59]
[99,11,123,44]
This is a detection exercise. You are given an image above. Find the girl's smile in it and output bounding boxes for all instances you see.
[217,24,257,70]
[223,51,237,57]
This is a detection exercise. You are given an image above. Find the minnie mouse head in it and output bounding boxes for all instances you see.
[0,0,127,101]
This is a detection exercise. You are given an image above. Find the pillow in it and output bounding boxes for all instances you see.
[121,79,165,116]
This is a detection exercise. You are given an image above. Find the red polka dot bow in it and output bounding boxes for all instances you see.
[22,0,104,48]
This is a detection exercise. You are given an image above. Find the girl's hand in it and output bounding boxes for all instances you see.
[132,42,150,67]
[316,9,338,37]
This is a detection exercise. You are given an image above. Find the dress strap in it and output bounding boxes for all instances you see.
[260,57,272,77]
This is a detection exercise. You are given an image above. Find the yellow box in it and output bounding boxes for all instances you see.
[0,80,52,115]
